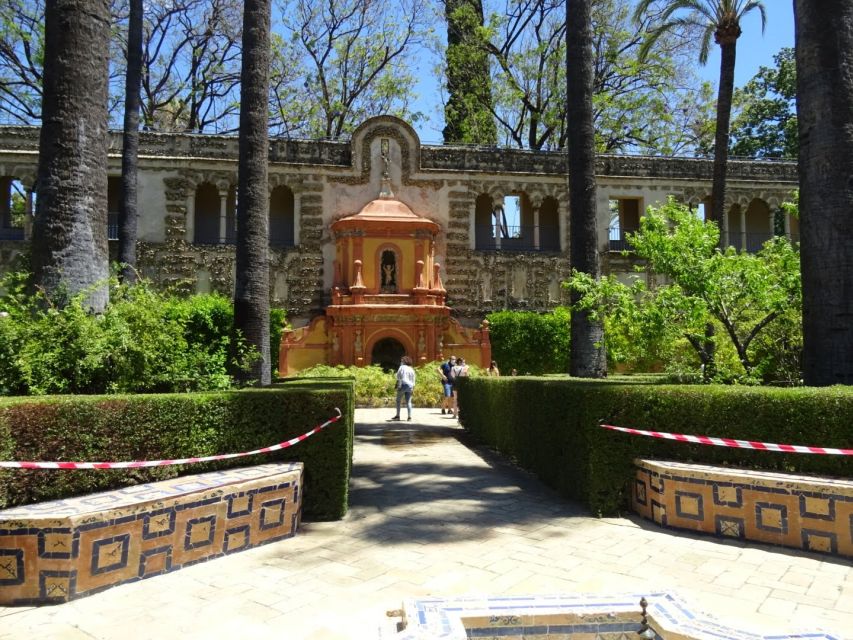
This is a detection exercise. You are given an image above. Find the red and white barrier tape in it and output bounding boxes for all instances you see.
[0,408,342,470]
[600,423,853,456]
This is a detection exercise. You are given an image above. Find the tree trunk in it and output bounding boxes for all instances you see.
[443,0,497,145]
[710,39,737,233]
[566,0,606,378]
[233,0,271,386]
[31,0,111,312]
[795,0,853,385]
[118,0,143,283]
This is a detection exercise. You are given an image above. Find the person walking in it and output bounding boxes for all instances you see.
[438,355,456,414]
[390,355,416,421]
[450,357,469,418]
[487,360,500,376]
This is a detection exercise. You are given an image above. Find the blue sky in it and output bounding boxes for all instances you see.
[413,1,795,143]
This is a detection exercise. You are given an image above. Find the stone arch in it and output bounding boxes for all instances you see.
[269,184,295,248]
[539,196,560,251]
[0,175,27,240]
[474,193,495,250]
[366,331,414,371]
[194,182,221,244]
[744,197,772,252]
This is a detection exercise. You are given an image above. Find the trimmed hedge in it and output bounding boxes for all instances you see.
[458,377,853,516]
[0,380,354,520]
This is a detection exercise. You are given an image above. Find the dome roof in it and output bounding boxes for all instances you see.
[331,197,440,233]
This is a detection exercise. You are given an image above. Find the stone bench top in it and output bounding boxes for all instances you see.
[0,462,303,521]
[636,458,853,497]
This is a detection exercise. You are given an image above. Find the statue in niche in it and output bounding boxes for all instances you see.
[381,250,397,293]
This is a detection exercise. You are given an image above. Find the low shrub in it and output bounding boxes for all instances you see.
[0,380,355,520]
[458,376,853,516]
[0,273,287,394]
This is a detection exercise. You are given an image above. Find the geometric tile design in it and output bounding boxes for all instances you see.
[395,592,840,640]
[631,459,852,559]
[755,502,788,534]
[0,462,303,605]
[674,491,704,521]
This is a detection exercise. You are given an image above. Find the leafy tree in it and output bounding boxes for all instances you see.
[139,0,243,133]
[478,0,711,152]
[0,0,44,123]
[566,0,605,378]
[634,0,767,228]
[31,0,111,312]
[794,0,853,386]
[443,0,497,144]
[729,47,796,158]
[566,197,802,382]
[233,0,271,386]
[270,0,429,139]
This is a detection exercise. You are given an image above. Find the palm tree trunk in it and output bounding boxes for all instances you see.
[710,39,737,234]
[795,0,853,385]
[31,0,111,312]
[118,0,143,283]
[233,0,272,386]
[566,0,606,378]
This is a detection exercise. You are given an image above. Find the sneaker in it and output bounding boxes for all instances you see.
[441,408,446,415]
[388,415,400,421]
[407,416,412,421]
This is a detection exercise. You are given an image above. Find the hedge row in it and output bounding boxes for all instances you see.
[457,377,853,516]
[0,379,354,520]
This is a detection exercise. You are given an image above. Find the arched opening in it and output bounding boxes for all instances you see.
[371,337,406,372]
[269,185,295,247]
[539,196,560,251]
[107,176,122,240]
[194,183,220,244]
[474,193,494,250]
[380,249,398,293]
[745,198,771,252]
[0,177,26,240]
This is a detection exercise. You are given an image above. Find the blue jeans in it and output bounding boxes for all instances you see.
[396,385,413,418]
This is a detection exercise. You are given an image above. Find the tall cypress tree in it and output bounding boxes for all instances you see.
[443,0,497,145]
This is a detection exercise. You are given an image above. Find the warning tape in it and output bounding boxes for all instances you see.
[0,408,343,469]
[600,423,853,456]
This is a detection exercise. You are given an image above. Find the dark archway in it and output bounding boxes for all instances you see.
[371,337,406,372]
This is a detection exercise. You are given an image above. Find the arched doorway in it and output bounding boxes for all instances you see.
[371,337,406,371]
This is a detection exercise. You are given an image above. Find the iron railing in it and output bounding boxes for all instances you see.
[474,224,560,251]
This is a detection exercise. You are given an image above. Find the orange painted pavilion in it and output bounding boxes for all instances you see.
[278,156,491,375]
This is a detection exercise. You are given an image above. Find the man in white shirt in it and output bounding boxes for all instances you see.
[390,356,416,421]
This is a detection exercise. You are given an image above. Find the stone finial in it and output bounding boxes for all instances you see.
[432,263,445,292]
[352,259,366,289]
[379,138,394,199]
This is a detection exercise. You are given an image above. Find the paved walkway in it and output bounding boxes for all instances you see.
[1,408,850,639]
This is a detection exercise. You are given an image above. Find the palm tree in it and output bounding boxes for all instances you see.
[233,0,272,386]
[30,0,111,312]
[118,0,143,283]
[794,0,853,385]
[633,0,766,232]
[567,0,606,378]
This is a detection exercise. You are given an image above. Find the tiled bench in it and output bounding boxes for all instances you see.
[632,459,852,558]
[0,462,303,605]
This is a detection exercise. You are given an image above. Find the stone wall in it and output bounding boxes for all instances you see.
[0,119,798,324]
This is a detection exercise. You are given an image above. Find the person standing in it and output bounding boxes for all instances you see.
[438,355,456,414]
[390,355,416,421]
[487,360,500,376]
[450,357,469,418]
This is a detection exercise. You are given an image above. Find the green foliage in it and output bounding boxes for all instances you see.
[730,48,797,159]
[486,308,570,375]
[443,0,497,144]
[459,377,853,517]
[296,361,483,408]
[0,273,265,395]
[565,198,802,383]
[0,382,355,519]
